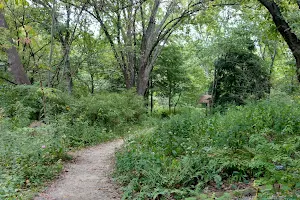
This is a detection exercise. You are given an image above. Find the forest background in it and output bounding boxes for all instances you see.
[0,0,300,199]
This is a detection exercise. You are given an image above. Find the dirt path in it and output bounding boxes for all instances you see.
[34,139,124,200]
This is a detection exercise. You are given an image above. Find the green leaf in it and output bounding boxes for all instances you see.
[281,184,291,191]
[185,198,197,200]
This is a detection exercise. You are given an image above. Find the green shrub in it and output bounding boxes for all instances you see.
[66,90,145,129]
[53,117,116,148]
[0,85,147,198]
[115,98,300,199]
[0,85,69,123]
[0,121,66,199]
[0,85,145,129]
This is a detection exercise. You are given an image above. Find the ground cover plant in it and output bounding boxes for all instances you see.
[115,96,300,199]
[0,85,146,199]
[2,0,300,199]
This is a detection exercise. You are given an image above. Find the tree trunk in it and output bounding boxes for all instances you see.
[64,5,73,94]
[91,73,94,94]
[174,92,182,114]
[268,48,277,94]
[150,77,153,113]
[61,43,72,94]
[136,55,152,95]
[211,66,218,107]
[137,72,149,96]
[66,54,73,94]
[144,81,150,108]
[123,69,135,89]
[88,0,197,96]
[0,11,30,85]
[48,0,56,87]
[168,82,172,113]
[258,0,300,82]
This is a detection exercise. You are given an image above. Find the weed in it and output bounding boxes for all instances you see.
[115,98,300,199]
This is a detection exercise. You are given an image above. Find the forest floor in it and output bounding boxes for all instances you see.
[34,139,124,200]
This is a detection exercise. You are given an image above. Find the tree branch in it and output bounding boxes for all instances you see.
[0,76,17,85]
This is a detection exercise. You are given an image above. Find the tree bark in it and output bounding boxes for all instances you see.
[0,11,30,85]
[168,83,172,113]
[91,73,94,94]
[137,62,152,96]
[87,0,202,97]
[48,0,56,87]
[64,44,73,94]
[137,0,160,96]
[32,0,86,92]
[258,0,300,82]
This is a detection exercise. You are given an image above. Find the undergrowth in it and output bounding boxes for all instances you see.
[115,97,300,199]
[0,85,146,199]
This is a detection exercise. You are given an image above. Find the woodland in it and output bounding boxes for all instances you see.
[0,0,300,199]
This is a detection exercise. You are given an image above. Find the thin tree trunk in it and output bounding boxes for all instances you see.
[91,73,94,94]
[65,4,72,94]
[173,92,181,114]
[48,0,56,87]
[168,81,172,113]
[211,66,218,107]
[0,11,30,85]
[65,50,72,94]
[269,48,277,76]
[268,48,277,94]
[144,82,150,108]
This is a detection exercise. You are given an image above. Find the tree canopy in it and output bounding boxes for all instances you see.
[1,0,300,199]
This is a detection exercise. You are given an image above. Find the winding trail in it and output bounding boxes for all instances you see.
[35,139,124,200]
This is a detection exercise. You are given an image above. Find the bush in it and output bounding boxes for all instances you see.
[0,85,69,123]
[0,85,146,198]
[115,98,300,199]
[66,90,145,129]
[212,40,270,107]
[0,121,66,199]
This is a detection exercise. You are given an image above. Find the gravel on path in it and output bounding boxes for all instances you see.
[34,139,124,200]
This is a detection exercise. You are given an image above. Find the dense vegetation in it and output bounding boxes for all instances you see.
[212,43,270,106]
[116,96,300,199]
[1,0,300,199]
[0,86,145,199]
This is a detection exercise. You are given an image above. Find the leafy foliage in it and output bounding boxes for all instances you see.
[115,97,300,199]
[66,90,145,129]
[154,45,188,111]
[0,85,146,198]
[0,85,68,122]
[212,40,270,106]
[0,122,66,199]
[1,0,300,200]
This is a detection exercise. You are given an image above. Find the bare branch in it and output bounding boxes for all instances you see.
[0,76,17,85]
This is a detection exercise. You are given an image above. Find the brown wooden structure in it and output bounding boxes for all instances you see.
[199,94,212,107]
